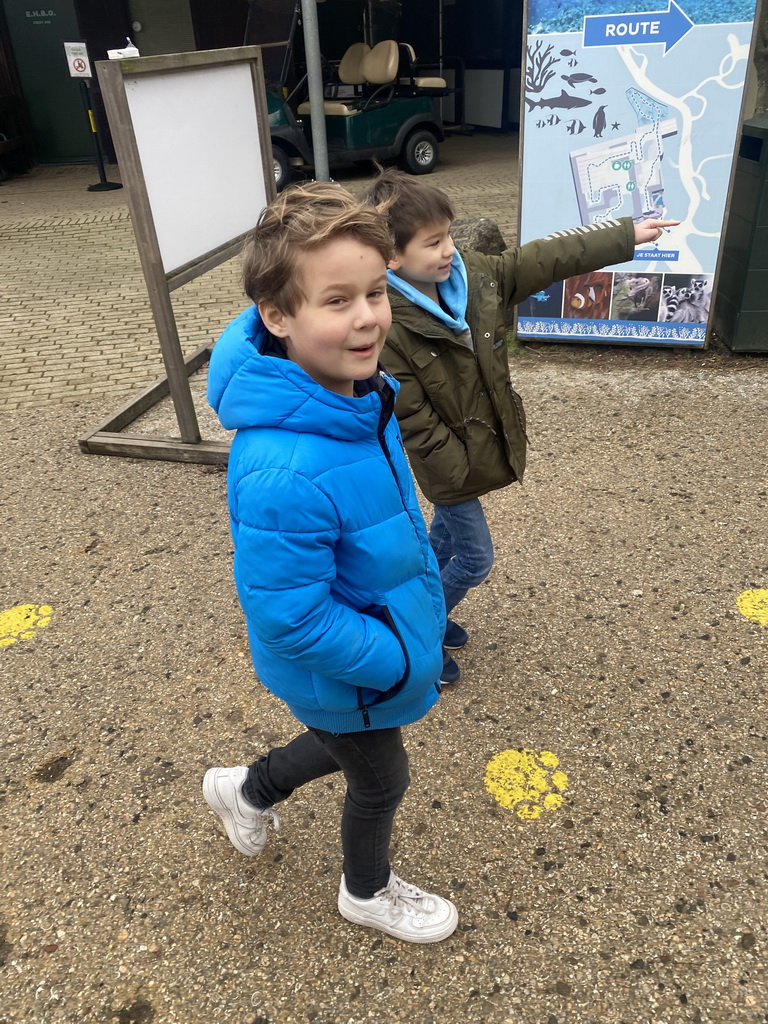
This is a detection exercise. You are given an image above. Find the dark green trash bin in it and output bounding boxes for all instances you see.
[713,112,768,353]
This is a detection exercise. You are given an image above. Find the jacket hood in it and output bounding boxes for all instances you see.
[387,249,469,333]
[207,305,397,439]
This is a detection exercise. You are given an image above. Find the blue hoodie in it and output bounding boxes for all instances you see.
[207,306,445,733]
[387,249,470,335]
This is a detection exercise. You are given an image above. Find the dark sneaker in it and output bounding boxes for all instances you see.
[338,872,458,943]
[203,766,280,856]
[440,648,461,685]
[443,619,468,650]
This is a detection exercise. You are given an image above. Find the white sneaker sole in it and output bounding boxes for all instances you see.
[338,894,458,943]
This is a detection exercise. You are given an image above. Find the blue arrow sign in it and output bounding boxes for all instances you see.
[583,1,694,54]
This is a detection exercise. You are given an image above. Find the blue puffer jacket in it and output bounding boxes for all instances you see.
[207,306,445,733]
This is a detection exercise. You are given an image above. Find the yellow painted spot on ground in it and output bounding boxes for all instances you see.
[736,589,768,627]
[484,748,569,820]
[0,604,54,648]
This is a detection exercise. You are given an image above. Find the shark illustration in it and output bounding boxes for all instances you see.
[525,89,592,112]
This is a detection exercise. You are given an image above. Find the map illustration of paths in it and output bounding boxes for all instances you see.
[518,0,758,347]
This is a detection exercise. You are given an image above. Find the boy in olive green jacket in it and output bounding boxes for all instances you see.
[361,168,677,684]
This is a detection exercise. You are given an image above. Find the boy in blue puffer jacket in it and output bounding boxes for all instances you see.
[204,182,458,943]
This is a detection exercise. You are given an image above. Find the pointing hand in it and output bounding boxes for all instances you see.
[634,219,680,244]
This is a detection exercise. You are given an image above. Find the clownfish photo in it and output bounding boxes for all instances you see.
[570,282,604,309]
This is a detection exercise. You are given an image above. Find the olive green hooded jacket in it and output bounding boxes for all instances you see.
[382,217,636,505]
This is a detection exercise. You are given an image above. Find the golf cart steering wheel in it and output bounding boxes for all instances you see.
[361,83,394,112]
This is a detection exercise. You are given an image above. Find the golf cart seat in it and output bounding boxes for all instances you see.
[297,41,371,116]
[297,39,399,116]
[338,41,371,85]
[360,39,400,86]
[398,43,447,93]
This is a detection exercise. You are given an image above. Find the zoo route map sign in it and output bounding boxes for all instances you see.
[517,0,759,347]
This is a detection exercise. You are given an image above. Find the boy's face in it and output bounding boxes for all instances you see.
[260,237,391,397]
[389,218,455,290]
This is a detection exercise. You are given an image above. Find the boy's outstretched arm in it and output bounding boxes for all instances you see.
[633,219,680,244]
[492,217,680,308]
[495,218,634,306]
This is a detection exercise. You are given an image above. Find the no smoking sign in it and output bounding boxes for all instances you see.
[64,41,92,79]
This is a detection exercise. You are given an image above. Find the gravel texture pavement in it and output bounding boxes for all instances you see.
[2,134,768,1024]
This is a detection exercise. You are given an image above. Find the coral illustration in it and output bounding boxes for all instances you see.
[526,40,559,94]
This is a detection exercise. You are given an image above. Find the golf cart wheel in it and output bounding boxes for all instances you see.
[401,129,439,175]
[272,144,290,192]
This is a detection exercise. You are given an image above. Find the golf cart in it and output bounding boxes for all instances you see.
[245,0,449,190]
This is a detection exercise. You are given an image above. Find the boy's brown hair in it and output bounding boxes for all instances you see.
[359,167,455,252]
[242,181,393,315]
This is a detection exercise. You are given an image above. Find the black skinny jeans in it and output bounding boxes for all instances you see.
[243,726,410,899]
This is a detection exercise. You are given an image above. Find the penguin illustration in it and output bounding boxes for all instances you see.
[592,105,607,138]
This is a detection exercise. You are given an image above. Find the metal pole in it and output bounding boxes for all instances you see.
[438,0,444,122]
[300,0,330,181]
[80,79,122,192]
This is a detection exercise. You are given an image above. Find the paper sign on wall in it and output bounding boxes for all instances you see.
[64,41,92,79]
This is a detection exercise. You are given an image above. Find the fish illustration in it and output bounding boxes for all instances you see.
[536,119,546,128]
[546,114,561,126]
[560,49,576,56]
[590,87,606,95]
[566,119,585,135]
[570,282,605,310]
[525,89,592,111]
[592,104,607,138]
[530,290,550,302]
[562,73,597,86]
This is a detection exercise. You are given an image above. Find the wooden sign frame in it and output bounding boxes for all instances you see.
[79,46,276,463]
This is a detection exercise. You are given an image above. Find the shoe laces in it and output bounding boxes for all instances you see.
[375,875,429,917]
[235,785,280,831]
[258,807,281,832]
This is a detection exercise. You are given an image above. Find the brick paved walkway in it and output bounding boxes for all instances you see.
[0,133,518,412]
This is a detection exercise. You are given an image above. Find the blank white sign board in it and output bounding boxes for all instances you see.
[84,48,275,461]
[124,62,269,274]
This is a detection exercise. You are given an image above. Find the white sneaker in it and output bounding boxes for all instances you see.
[202,766,280,856]
[338,872,458,943]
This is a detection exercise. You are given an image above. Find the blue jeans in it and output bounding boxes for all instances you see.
[243,726,410,899]
[429,498,495,618]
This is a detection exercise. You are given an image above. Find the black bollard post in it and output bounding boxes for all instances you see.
[80,79,122,192]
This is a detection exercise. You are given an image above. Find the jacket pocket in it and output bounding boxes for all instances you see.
[416,430,469,491]
[463,416,500,467]
[356,593,442,718]
[461,416,515,492]
[505,381,529,439]
[359,603,411,706]
[410,344,453,397]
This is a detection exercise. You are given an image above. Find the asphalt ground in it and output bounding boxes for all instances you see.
[2,132,768,1024]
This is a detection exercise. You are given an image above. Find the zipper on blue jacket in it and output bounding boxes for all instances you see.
[376,380,399,484]
[356,689,371,729]
[382,605,411,690]
[376,384,426,559]
[376,383,443,634]
[355,603,413,729]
